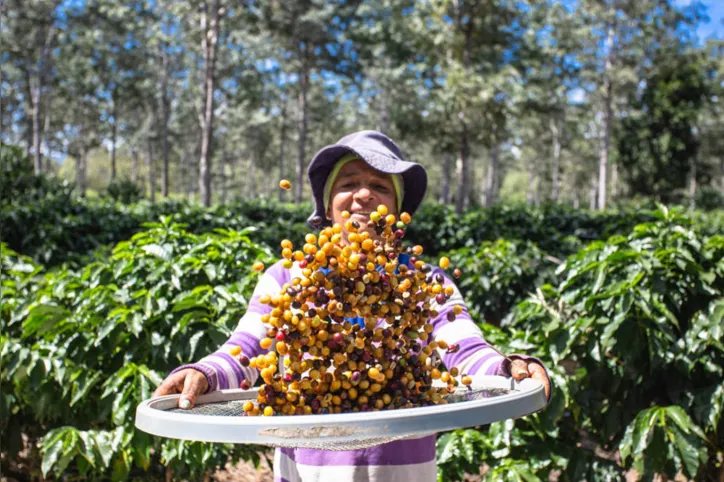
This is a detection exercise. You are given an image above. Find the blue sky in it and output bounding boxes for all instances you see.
[677,0,724,41]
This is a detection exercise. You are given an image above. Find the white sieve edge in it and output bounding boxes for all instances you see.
[135,375,547,446]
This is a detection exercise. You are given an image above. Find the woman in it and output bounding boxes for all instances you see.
[154,130,551,482]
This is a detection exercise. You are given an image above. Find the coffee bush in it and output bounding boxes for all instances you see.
[1,219,274,480]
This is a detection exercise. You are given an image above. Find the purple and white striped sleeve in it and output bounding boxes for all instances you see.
[171,260,290,392]
[429,266,527,377]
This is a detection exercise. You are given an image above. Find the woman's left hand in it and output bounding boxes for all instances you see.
[511,359,551,400]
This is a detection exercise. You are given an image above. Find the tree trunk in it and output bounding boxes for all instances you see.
[526,161,536,205]
[77,146,87,197]
[611,162,618,201]
[147,139,156,203]
[43,93,53,173]
[187,147,196,201]
[278,98,288,203]
[295,51,309,205]
[161,43,170,198]
[455,12,474,214]
[454,128,470,213]
[26,66,42,174]
[589,174,598,210]
[688,157,697,211]
[198,0,221,207]
[441,152,452,204]
[26,15,57,174]
[598,24,615,211]
[110,96,117,181]
[131,147,139,184]
[247,153,256,199]
[484,143,499,207]
[221,151,228,204]
[550,117,561,202]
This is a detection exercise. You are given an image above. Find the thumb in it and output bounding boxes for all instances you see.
[510,359,529,381]
[179,372,205,409]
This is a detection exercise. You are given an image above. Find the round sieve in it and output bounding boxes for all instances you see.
[135,375,547,450]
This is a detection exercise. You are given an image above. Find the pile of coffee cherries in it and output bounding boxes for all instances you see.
[236,205,468,416]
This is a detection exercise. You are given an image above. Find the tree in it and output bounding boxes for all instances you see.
[617,46,710,203]
[577,0,696,209]
[260,0,364,204]
[1,0,61,173]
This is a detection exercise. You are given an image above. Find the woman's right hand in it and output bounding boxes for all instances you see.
[152,369,209,409]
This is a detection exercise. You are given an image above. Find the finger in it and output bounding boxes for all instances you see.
[153,372,184,398]
[528,363,551,399]
[179,373,205,409]
[510,359,529,381]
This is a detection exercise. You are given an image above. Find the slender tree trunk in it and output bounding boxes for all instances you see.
[43,94,52,173]
[441,152,452,204]
[589,174,598,210]
[161,43,170,198]
[455,13,474,214]
[188,147,196,201]
[181,147,189,199]
[131,147,139,183]
[455,130,470,213]
[26,68,42,174]
[110,96,117,181]
[598,24,615,211]
[526,161,536,205]
[378,72,390,134]
[77,144,87,197]
[247,153,256,199]
[147,139,156,203]
[550,117,561,202]
[688,157,697,211]
[198,0,220,207]
[278,98,288,202]
[611,162,618,201]
[484,143,499,207]
[221,150,228,204]
[720,157,724,193]
[26,16,56,174]
[295,52,309,205]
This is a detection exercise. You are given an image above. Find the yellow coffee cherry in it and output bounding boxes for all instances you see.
[279,179,291,190]
[260,338,273,350]
[461,375,472,386]
[342,210,350,219]
[264,406,275,416]
[253,261,265,272]
[439,257,450,269]
[229,346,242,356]
[400,212,412,224]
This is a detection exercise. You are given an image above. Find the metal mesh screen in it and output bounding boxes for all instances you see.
[164,387,511,450]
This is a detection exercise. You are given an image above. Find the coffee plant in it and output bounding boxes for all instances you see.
[2,149,723,481]
[1,219,274,480]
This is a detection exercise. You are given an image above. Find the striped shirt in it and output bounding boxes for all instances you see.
[173,258,531,482]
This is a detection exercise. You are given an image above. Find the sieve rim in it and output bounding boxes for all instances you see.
[135,375,547,447]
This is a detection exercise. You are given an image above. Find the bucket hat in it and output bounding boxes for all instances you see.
[306,130,428,228]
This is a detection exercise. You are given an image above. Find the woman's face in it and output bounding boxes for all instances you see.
[327,159,398,241]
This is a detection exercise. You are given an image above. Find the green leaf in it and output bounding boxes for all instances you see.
[41,434,65,477]
[669,425,706,478]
